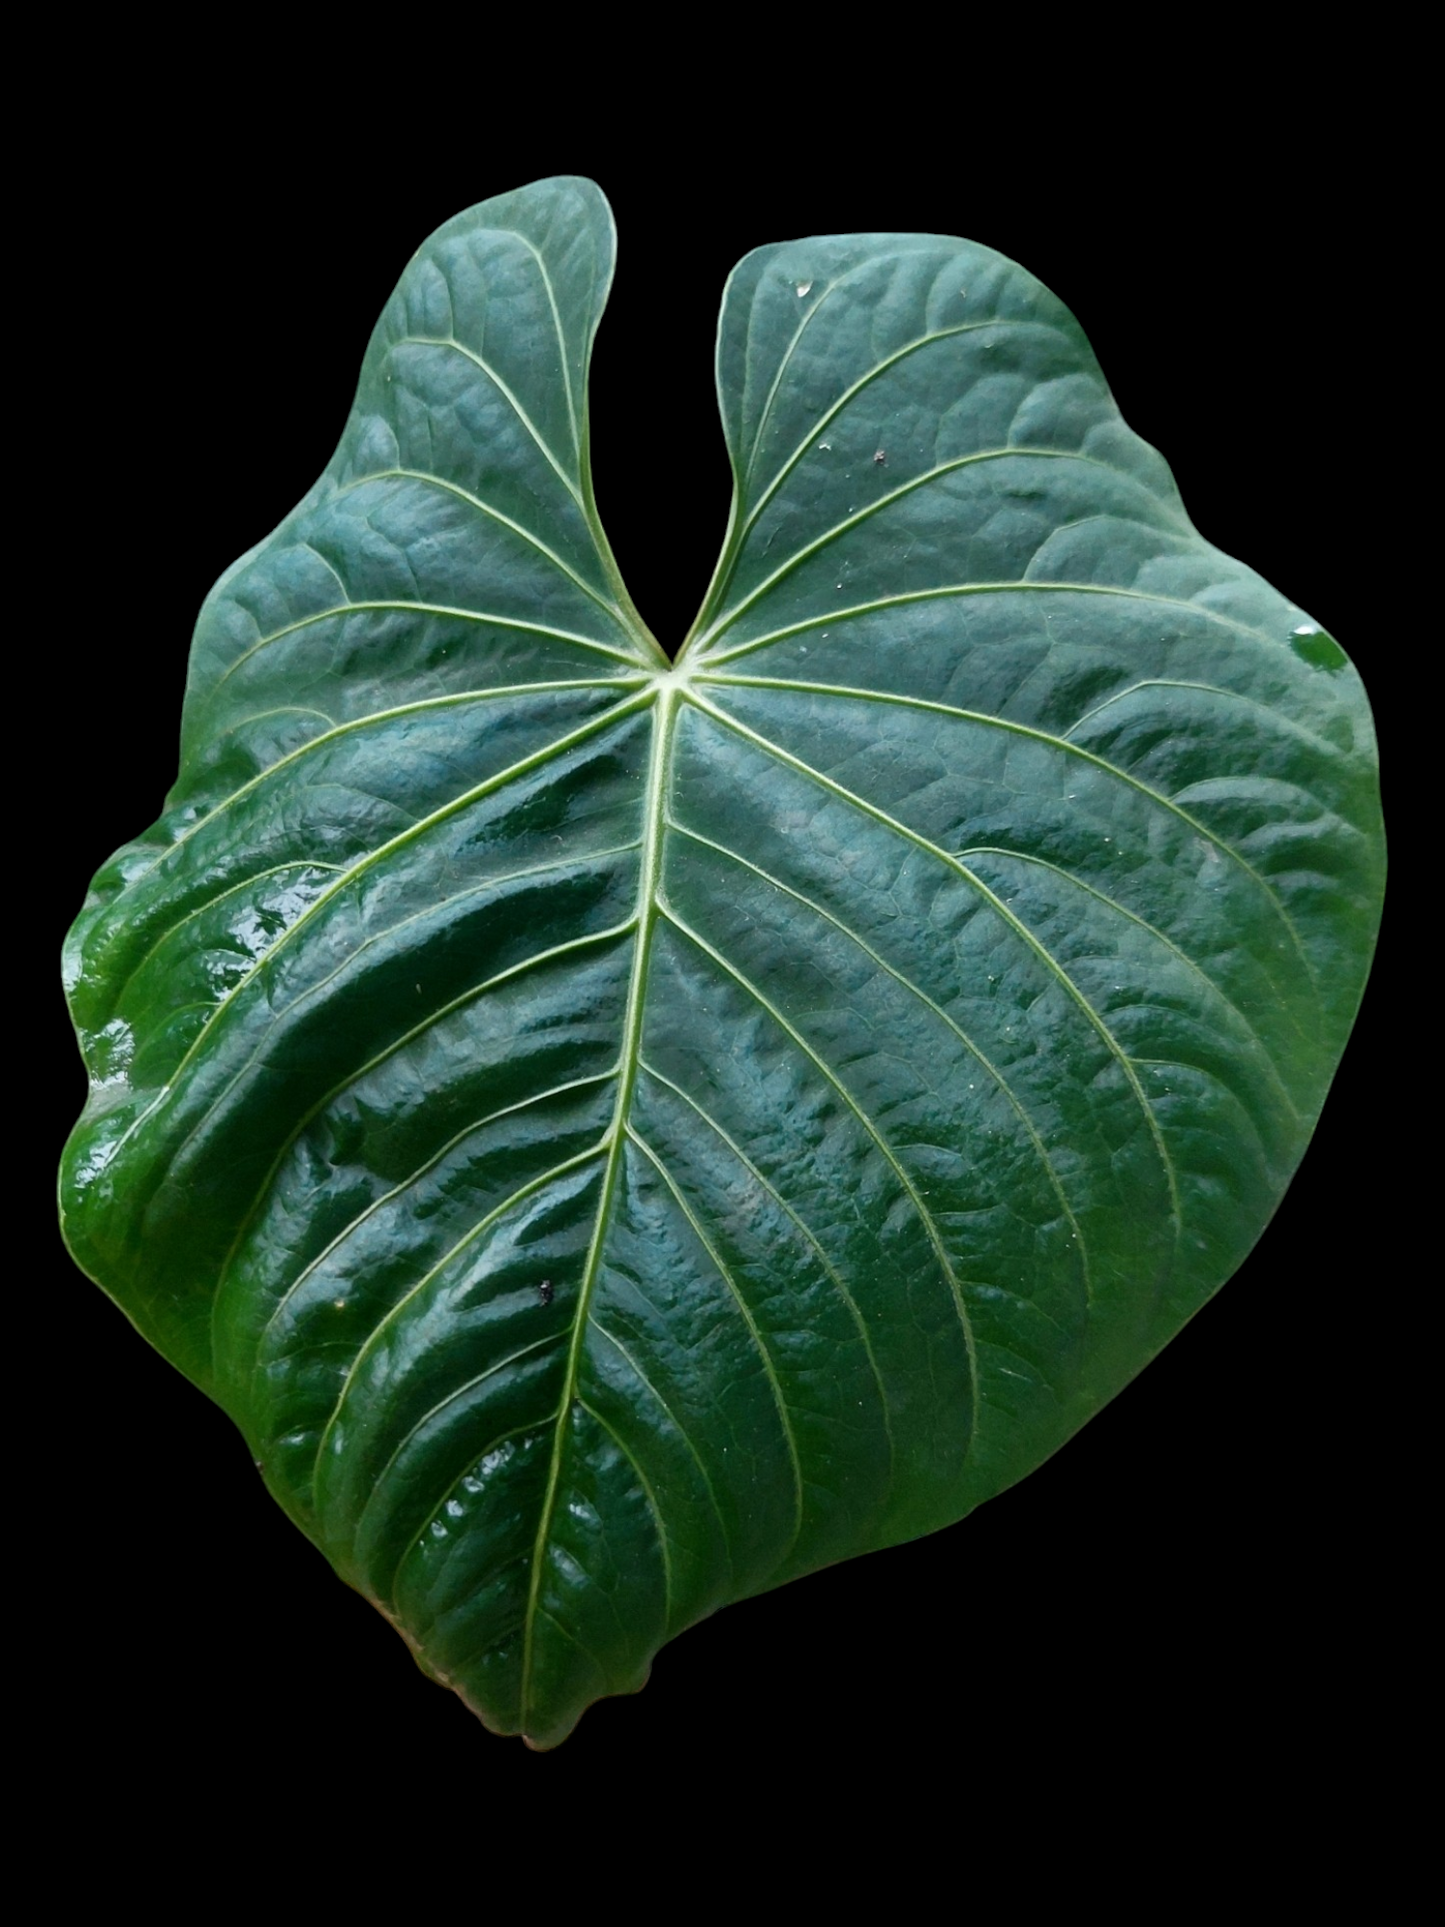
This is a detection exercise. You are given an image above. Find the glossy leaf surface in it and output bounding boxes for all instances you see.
[61,177,1384,1746]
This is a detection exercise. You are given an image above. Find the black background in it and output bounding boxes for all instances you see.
[45,109,1398,1815]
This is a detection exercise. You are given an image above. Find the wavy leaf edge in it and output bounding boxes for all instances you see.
[60,176,1384,1746]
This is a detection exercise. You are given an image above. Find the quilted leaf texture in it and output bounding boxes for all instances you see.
[61,178,1383,1746]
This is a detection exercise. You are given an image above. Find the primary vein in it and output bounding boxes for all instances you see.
[519,684,673,1731]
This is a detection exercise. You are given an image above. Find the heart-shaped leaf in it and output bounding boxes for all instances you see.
[60,176,1384,1747]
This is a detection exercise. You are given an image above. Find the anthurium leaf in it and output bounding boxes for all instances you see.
[60,175,1384,1748]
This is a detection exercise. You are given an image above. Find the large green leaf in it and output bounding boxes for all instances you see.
[60,175,1383,1747]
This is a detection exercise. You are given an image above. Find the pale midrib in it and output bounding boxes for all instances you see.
[92,211,1353,1729]
[518,685,674,1733]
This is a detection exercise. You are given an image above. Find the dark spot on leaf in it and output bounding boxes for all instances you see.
[538,1279,554,1305]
